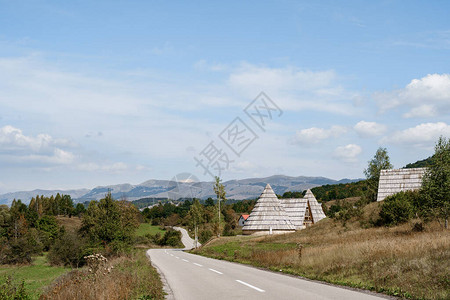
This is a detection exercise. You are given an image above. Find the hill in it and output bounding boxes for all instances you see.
[310,180,368,202]
[404,156,433,168]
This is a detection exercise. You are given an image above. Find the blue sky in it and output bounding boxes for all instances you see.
[0,0,449,193]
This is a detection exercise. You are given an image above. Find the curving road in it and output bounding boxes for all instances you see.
[148,229,390,300]
[173,226,200,250]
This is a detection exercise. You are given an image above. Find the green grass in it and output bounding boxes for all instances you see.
[135,223,165,237]
[0,254,70,299]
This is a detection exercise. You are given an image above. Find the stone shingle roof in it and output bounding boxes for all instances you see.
[304,189,326,223]
[280,198,307,229]
[377,168,426,201]
[242,184,296,232]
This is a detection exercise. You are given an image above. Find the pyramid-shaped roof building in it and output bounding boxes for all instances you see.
[242,184,296,235]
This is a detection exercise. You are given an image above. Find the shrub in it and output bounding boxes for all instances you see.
[378,191,417,226]
[159,229,182,247]
[0,237,33,265]
[0,276,31,300]
[48,231,89,268]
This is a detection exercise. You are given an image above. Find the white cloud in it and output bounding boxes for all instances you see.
[333,144,362,163]
[0,125,75,165]
[381,122,450,147]
[77,162,128,172]
[354,121,387,137]
[293,125,347,144]
[194,60,229,72]
[230,161,257,173]
[227,63,360,115]
[374,73,450,117]
[229,64,336,92]
[402,104,436,118]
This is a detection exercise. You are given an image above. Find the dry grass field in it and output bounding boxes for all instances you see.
[55,216,82,232]
[194,202,450,300]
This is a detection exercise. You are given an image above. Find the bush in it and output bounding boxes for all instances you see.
[331,200,363,226]
[158,229,182,247]
[378,191,418,226]
[48,231,89,268]
[0,276,31,300]
[0,237,33,265]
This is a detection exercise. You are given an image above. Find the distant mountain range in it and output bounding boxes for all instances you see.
[0,175,362,205]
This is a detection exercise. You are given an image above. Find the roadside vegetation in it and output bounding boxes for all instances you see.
[40,250,164,300]
[0,192,168,299]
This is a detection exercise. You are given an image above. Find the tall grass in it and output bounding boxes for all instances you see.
[40,250,164,300]
[194,202,450,300]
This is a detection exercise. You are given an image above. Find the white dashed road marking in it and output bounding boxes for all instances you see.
[236,280,265,292]
[208,268,223,275]
[193,263,203,267]
[182,259,189,262]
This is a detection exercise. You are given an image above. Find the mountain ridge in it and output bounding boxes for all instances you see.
[0,175,363,205]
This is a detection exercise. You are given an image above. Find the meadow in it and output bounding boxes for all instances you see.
[135,223,165,237]
[0,254,70,299]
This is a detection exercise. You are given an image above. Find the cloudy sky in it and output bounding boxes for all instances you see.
[0,1,449,193]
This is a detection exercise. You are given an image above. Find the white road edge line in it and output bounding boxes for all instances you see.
[182,259,189,262]
[208,268,223,275]
[193,263,203,267]
[236,280,265,292]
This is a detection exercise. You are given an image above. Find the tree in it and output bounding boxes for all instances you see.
[420,136,450,228]
[37,215,61,250]
[205,197,215,207]
[80,192,139,252]
[74,203,86,217]
[364,147,393,201]
[213,176,226,236]
[188,199,204,248]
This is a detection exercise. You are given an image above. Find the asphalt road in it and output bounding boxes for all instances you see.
[173,226,200,250]
[147,230,389,300]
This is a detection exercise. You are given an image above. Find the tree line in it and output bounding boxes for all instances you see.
[0,192,141,267]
